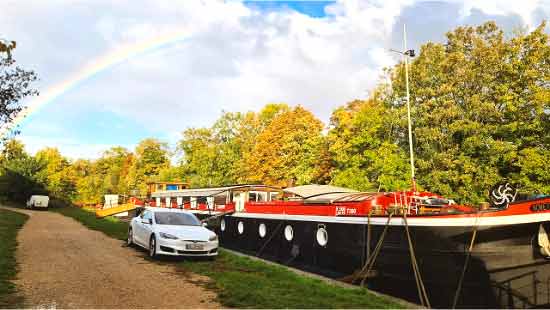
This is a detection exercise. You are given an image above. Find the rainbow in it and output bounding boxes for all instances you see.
[0,29,192,138]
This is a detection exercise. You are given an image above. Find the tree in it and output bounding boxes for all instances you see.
[327,99,409,191]
[34,147,75,199]
[178,104,292,187]
[127,138,169,195]
[0,40,38,139]
[94,147,132,194]
[387,21,550,203]
[0,140,47,202]
[0,139,27,164]
[244,106,324,187]
[179,128,219,187]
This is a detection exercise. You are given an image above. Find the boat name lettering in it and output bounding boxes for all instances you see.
[336,207,357,215]
[530,203,550,212]
[346,208,357,215]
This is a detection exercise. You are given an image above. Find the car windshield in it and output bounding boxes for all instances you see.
[154,212,201,226]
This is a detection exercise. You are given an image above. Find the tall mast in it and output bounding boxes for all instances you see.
[403,24,416,192]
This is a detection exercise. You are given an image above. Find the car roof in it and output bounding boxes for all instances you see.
[144,207,193,214]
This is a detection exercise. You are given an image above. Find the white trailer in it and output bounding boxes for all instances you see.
[26,195,50,209]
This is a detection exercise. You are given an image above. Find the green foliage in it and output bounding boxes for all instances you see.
[387,21,550,203]
[0,141,47,202]
[327,99,409,191]
[0,209,28,307]
[178,104,294,187]
[35,147,75,199]
[0,139,172,205]
[244,106,324,187]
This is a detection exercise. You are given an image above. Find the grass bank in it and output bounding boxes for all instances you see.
[0,209,28,307]
[54,206,402,308]
[181,250,402,308]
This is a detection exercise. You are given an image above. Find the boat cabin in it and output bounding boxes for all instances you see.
[149,184,282,213]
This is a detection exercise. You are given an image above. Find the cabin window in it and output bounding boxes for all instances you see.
[270,192,279,201]
[249,191,268,202]
[257,192,267,202]
[197,197,207,204]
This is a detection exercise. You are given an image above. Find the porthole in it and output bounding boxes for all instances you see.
[237,221,244,235]
[220,219,226,232]
[284,225,294,241]
[316,227,328,247]
[258,223,267,238]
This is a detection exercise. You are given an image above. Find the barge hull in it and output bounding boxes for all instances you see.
[218,215,550,308]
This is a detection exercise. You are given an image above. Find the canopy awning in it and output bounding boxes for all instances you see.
[283,184,358,198]
[151,184,281,198]
[283,184,377,204]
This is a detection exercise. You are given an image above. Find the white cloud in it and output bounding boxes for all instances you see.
[2,0,549,158]
[459,0,544,29]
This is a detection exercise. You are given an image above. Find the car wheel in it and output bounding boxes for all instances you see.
[149,235,157,258]
[127,227,134,246]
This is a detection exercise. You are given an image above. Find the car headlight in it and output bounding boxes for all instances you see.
[209,235,218,242]
[159,232,178,240]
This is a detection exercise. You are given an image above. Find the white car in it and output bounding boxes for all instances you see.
[128,207,218,258]
[26,195,49,209]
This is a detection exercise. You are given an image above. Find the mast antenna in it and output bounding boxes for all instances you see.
[403,24,416,192]
[389,25,417,192]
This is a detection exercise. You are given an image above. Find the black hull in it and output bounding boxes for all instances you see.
[216,215,550,308]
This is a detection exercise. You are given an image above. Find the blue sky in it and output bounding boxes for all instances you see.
[244,1,334,17]
[1,0,549,159]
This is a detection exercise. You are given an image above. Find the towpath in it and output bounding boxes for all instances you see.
[0,206,220,308]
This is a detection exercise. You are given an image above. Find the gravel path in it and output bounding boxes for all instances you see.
[0,206,220,309]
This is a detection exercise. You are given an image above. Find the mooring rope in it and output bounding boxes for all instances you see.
[352,212,394,286]
[403,209,431,308]
[452,213,480,308]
